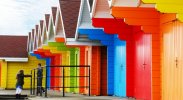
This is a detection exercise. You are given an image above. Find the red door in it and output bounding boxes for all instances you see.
[134,32,151,100]
[143,33,151,100]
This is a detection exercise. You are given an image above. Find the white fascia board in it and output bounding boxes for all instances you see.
[139,2,155,8]
[66,38,102,46]
[27,33,30,52]
[55,8,65,38]
[108,0,114,7]
[75,0,84,40]
[58,5,67,41]
[112,0,139,7]
[33,27,38,50]
[47,16,53,40]
[93,0,113,18]
[38,30,42,48]
[66,41,102,46]
[41,23,47,44]
[54,8,60,35]
[36,26,41,49]
[0,58,28,62]
[48,40,56,43]
[91,0,97,18]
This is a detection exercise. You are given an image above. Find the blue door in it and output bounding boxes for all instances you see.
[114,37,126,97]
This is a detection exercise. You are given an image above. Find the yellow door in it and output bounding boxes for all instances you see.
[174,21,183,100]
[162,21,175,100]
[162,20,183,100]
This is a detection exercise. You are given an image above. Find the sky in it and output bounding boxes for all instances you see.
[0,0,58,36]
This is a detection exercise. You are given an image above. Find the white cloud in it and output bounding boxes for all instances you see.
[0,0,58,36]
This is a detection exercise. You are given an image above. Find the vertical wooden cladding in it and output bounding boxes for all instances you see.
[90,46,107,96]
[34,50,62,91]
[30,52,52,88]
[91,46,101,95]
[0,62,1,87]
[100,46,107,95]
[111,7,161,100]
[92,18,135,97]
[44,53,61,91]
[142,0,183,22]
[53,54,61,91]
[79,46,86,94]
[133,32,152,100]
[125,32,135,97]
[161,16,183,100]
[82,45,107,96]
[93,0,112,18]
[114,37,126,96]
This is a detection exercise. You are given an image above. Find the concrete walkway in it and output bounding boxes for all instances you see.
[0,89,135,100]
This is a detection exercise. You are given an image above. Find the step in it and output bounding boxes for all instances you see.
[0,94,28,99]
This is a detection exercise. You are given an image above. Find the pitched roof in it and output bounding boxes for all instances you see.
[59,0,81,38]
[40,20,44,36]
[35,25,39,34]
[45,14,50,30]
[0,35,28,58]
[51,7,57,25]
[32,29,35,39]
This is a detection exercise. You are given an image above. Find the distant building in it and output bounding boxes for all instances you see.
[0,35,45,89]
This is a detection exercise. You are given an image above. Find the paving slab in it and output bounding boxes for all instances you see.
[0,89,135,100]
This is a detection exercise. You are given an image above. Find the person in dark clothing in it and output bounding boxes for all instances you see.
[16,70,31,99]
[37,63,44,95]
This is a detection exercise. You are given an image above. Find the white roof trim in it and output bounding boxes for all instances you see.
[47,16,55,41]
[92,0,113,18]
[66,40,102,46]
[55,7,65,38]
[111,0,155,8]
[91,0,97,18]
[0,58,28,62]
[58,4,67,41]
[41,22,48,45]
[75,0,84,40]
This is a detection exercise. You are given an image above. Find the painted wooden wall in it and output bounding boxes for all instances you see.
[79,46,86,94]
[31,52,51,88]
[79,28,128,96]
[0,60,7,88]
[112,7,161,100]
[100,46,107,95]
[79,29,114,95]
[45,42,80,93]
[91,46,101,95]
[142,0,183,21]
[4,56,46,89]
[92,18,136,97]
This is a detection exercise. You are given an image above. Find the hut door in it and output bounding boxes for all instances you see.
[162,21,183,100]
[134,32,152,100]
[114,40,126,96]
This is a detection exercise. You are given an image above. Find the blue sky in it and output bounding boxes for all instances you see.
[0,0,58,36]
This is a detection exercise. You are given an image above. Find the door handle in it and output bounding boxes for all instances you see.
[175,57,178,68]
[121,64,123,70]
[142,63,146,70]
